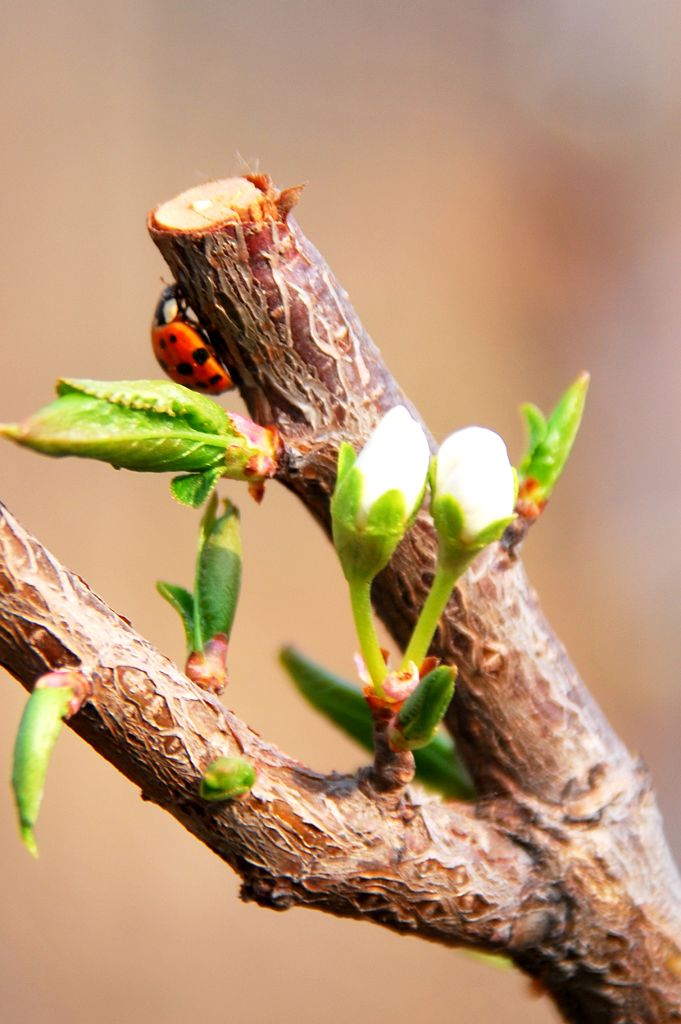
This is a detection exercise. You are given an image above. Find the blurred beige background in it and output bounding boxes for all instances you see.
[2,2,681,1022]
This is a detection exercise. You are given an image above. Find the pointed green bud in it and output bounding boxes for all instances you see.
[0,379,280,496]
[279,647,475,799]
[390,665,456,751]
[518,372,589,514]
[195,499,242,648]
[157,498,242,694]
[12,669,91,857]
[199,757,255,801]
[331,407,430,583]
[431,427,516,570]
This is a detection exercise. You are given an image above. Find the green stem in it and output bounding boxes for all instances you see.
[349,579,388,697]
[401,553,474,670]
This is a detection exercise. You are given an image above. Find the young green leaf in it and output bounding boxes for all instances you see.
[1,379,280,488]
[279,647,475,799]
[518,372,589,509]
[1,391,229,473]
[156,581,196,649]
[57,378,232,435]
[391,665,456,751]
[195,500,242,647]
[12,683,74,857]
[170,468,222,508]
[199,757,255,800]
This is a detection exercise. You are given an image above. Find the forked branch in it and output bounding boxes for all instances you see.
[0,173,679,1023]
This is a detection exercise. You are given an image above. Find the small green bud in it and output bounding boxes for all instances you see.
[199,757,255,801]
[279,647,474,799]
[518,372,589,514]
[390,665,456,751]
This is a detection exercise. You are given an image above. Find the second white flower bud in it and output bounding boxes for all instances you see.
[433,426,516,550]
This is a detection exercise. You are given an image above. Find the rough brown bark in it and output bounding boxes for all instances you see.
[0,172,678,1022]
[148,175,681,1020]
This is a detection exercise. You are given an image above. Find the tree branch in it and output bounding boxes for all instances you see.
[0,501,533,950]
[0,171,676,1022]
[145,174,681,1020]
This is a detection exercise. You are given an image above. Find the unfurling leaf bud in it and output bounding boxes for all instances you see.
[431,427,516,566]
[390,665,456,751]
[518,372,589,516]
[158,497,242,693]
[199,757,255,801]
[331,406,430,583]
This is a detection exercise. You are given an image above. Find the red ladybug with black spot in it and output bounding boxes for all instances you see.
[151,284,233,395]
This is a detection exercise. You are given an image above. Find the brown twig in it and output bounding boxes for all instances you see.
[0,501,534,949]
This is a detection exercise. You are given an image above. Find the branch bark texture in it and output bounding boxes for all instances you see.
[0,173,679,1023]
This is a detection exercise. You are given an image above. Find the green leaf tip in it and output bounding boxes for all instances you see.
[518,371,589,511]
[20,824,39,859]
[11,681,74,858]
[279,646,475,799]
[199,757,255,801]
[392,665,456,751]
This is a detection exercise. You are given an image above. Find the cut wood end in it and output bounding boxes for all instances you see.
[150,175,304,234]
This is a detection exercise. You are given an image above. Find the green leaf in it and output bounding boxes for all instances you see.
[393,666,456,750]
[279,647,475,799]
[2,392,230,474]
[12,684,73,857]
[57,378,232,436]
[280,646,375,748]
[156,581,195,650]
[170,468,222,508]
[196,500,242,646]
[199,757,255,800]
[518,372,589,504]
[519,403,548,465]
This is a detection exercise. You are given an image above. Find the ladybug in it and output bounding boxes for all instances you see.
[151,284,233,394]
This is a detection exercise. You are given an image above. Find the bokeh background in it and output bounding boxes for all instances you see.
[2,2,681,1022]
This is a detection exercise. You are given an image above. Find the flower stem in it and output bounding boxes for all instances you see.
[349,579,388,697]
[401,552,474,670]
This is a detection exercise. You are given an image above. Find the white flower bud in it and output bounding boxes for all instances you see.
[435,426,515,543]
[354,405,430,526]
